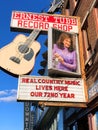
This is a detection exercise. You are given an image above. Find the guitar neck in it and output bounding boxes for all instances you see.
[26,29,40,45]
[25,1,63,44]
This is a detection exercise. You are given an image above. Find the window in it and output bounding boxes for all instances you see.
[74,0,80,6]
[77,116,89,130]
[48,116,58,130]
[94,4,98,36]
[70,122,78,130]
[57,109,64,130]
[88,111,98,130]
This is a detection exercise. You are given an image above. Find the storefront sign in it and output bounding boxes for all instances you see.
[88,80,98,99]
[11,11,79,33]
[17,75,86,103]
[24,102,31,130]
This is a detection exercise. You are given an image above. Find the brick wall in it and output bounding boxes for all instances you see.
[68,0,98,88]
[87,10,97,50]
[73,0,96,23]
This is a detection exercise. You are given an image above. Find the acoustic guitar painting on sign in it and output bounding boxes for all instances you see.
[0,30,41,75]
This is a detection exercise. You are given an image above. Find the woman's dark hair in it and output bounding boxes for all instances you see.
[56,33,74,52]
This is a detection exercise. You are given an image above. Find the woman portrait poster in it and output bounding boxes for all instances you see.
[48,28,81,77]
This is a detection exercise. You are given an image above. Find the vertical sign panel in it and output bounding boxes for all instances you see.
[24,102,31,130]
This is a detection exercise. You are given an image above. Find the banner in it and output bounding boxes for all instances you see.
[17,75,86,103]
[11,11,79,33]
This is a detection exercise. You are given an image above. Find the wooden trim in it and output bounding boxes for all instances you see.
[38,101,87,108]
[78,17,88,102]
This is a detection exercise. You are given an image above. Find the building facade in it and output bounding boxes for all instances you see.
[25,0,98,130]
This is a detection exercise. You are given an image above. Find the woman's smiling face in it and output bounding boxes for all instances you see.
[63,38,71,48]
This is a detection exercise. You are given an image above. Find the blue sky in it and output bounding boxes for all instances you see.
[0,0,52,130]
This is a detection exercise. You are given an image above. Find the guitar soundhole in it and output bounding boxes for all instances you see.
[10,56,20,64]
[18,45,29,53]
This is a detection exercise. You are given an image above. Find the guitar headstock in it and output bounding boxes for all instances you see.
[47,0,64,13]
